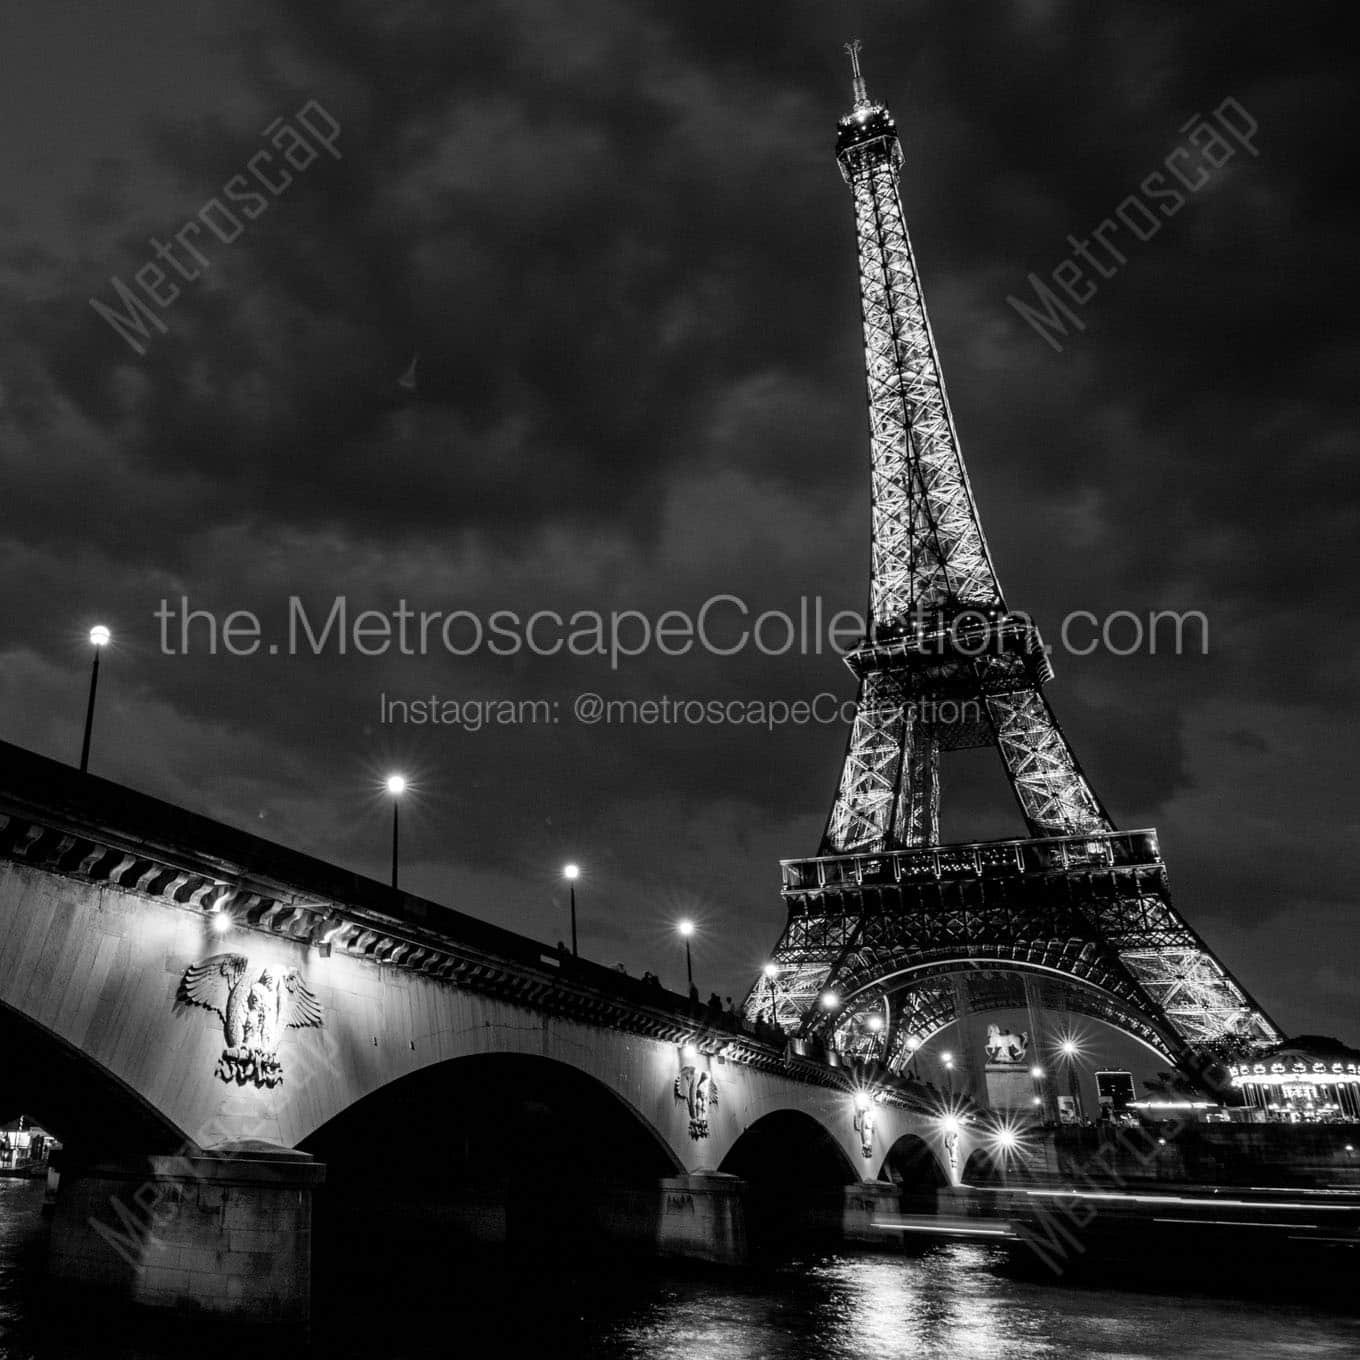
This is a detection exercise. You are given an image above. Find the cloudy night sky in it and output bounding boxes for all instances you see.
[1,1,1356,1050]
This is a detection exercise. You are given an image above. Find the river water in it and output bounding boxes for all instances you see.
[3,1177,1357,1359]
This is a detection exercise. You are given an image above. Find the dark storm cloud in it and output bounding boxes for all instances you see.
[1,0,1356,1039]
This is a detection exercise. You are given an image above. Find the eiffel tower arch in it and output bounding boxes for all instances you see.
[747,45,1280,1088]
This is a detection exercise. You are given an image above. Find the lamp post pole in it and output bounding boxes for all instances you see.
[80,626,111,772]
[563,864,580,957]
[1061,1042,1084,1121]
[385,775,406,888]
[679,921,695,987]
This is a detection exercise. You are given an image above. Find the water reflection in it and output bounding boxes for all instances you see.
[3,1179,1358,1360]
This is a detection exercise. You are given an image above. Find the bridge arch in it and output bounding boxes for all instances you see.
[961,1146,1005,1186]
[0,999,185,1157]
[719,1108,858,1187]
[718,1108,858,1248]
[302,1050,682,1180]
[301,1051,684,1265]
[879,1131,950,1204]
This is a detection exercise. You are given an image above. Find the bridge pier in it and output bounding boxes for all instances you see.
[841,1179,903,1244]
[47,1143,323,1324]
[654,1173,748,1264]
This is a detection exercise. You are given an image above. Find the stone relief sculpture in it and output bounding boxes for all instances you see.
[853,1101,876,1159]
[179,953,323,1087]
[675,1060,718,1140]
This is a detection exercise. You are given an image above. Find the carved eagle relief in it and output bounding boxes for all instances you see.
[179,953,322,1087]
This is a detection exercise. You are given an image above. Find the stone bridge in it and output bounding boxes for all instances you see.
[0,741,983,1322]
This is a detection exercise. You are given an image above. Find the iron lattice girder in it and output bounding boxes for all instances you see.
[842,122,1000,622]
[821,615,1112,851]
[752,830,1279,1052]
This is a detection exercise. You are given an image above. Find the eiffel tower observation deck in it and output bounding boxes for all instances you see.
[747,44,1280,1091]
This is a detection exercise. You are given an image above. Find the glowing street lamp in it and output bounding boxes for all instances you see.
[905,1034,921,1078]
[563,863,580,957]
[1058,1038,1084,1120]
[678,920,695,988]
[79,625,111,773]
[1030,1064,1050,1122]
[385,774,406,888]
[942,1050,955,1096]
[760,962,780,1022]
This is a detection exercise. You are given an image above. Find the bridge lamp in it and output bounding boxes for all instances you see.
[681,1044,698,1063]
[384,774,406,889]
[562,863,580,957]
[819,991,840,1010]
[1030,1065,1045,1079]
[677,920,695,987]
[853,1091,872,1112]
[994,1126,1019,1152]
[940,1114,961,1136]
[866,1014,883,1032]
[79,625,112,773]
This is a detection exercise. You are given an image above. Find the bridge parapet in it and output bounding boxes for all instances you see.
[0,739,940,1109]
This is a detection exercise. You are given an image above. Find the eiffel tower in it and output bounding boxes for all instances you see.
[748,44,1279,1091]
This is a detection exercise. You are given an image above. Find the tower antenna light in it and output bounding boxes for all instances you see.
[844,38,869,108]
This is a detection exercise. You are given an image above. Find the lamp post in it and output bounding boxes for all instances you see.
[80,625,111,773]
[1031,1064,1048,1123]
[385,775,406,888]
[563,863,580,957]
[762,962,779,1023]
[905,1034,921,1078]
[678,920,694,988]
[1060,1039,1083,1121]
[942,1050,954,1096]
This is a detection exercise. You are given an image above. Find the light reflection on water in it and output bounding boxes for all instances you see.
[3,1179,1359,1360]
[600,1246,1360,1360]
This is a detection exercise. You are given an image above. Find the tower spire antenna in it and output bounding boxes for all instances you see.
[844,38,870,109]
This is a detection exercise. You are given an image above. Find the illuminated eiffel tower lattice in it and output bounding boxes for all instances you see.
[747,44,1280,1091]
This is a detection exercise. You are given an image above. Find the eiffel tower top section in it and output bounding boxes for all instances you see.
[836,41,1003,630]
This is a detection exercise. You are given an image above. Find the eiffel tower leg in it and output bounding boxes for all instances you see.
[895,724,939,846]
[950,976,988,1109]
[824,676,940,853]
[985,687,1113,836]
[1023,976,1059,1125]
